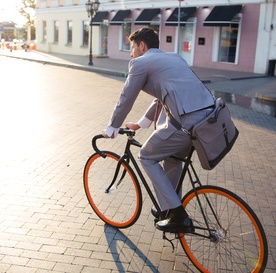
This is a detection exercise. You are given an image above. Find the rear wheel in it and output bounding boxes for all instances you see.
[179,185,268,273]
[83,151,142,228]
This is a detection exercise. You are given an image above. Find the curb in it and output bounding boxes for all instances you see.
[1,53,128,78]
[2,53,275,117]
[256,93,276,104]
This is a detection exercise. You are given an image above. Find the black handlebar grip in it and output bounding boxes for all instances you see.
[92,134,106,158]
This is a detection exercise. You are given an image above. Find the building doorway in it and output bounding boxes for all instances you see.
[177,19,196,66]
[100,21,108,56]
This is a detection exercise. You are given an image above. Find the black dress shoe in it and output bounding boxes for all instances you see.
[156,215,194,233]
[155,205,194,233]
[151,206,168,220]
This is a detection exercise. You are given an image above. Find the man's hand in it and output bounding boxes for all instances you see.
[102,130,115,139]
[125,122,140,131]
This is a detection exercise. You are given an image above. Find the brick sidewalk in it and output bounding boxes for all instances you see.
[0,55,275,272]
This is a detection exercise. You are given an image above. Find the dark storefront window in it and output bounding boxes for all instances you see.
[42,21,47,42]
[54,21,59,43]
[83,21,89,46]
[149,25,159,35]
[218,24,239,63]
[121,22,131,51]
[67,21,73,45]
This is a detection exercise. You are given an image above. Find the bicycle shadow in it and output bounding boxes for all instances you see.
[104,224,160,273]
[103,224,197,273]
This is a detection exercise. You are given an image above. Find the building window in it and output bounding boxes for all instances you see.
[121,22,131,51]
[67,21,73,45]
[83,21,89,46]
[218,24,239,63]
[149,25,159,36]
[148,13,160,36]
[54,21,59,43]
[42,21,47,42]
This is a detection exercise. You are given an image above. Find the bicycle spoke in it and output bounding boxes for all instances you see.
[84,152,142,228]
[180,186,267,273]
[85,133,267,272]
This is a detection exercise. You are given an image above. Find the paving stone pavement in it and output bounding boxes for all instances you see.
[0,56,275,272]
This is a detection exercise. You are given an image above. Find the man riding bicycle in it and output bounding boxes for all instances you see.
[103,27,214,233]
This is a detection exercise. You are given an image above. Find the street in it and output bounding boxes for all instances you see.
[0,56,275,272]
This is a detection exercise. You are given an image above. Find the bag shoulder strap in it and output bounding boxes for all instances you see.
[164,106,191,136]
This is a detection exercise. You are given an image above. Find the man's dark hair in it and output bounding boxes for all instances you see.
[129,28,159,49]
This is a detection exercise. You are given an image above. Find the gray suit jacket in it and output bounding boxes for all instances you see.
[108,48,214,139]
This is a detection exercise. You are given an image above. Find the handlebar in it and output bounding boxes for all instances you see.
[92,134,106,158]
[119,128,136,136]
[92,128,136,158]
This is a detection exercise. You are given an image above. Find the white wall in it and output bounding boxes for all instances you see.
[254,1,276,73]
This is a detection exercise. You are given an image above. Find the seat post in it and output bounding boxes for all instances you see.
[175,146,195,195]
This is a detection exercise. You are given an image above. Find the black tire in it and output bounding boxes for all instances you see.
[179,185,268,273]
[83,151,142,228]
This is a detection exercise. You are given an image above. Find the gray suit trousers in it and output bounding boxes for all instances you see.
[139,108,211,211]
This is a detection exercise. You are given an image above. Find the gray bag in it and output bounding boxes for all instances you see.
[191,98,239,170]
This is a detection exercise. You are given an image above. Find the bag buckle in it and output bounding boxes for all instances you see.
[181,127,191,136]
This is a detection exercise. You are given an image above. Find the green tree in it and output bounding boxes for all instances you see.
[18,0,36,40]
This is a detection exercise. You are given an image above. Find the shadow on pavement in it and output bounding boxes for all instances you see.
[104,224,160,273]
[103,224,198,273]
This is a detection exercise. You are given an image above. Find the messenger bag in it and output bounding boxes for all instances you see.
[166,98,239,170]
[191,98,239,170]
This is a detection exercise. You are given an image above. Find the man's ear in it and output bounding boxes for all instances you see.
[139,41,148,53]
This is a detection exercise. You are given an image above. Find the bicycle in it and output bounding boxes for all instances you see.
[83,128,268,273]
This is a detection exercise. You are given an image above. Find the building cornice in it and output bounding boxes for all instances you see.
[36,0,267,13]
[98,0,267,11]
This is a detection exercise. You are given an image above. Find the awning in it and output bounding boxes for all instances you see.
[110,10,131,25]
[166,7,196,26]
[92,11,108,25]
[135,9,161,25]
[204,5,242,26]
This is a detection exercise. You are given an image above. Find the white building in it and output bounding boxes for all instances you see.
[36,0,276,74]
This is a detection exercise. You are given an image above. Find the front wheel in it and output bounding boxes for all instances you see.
[179,185,268,273]
[83,151,142,228]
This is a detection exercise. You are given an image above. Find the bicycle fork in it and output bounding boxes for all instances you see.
[105,154,130,193]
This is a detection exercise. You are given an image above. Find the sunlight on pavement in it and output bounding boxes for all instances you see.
[0,58,51,163]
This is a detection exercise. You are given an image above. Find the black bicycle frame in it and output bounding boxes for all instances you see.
[92,132,222,237]
[122,135,162,213]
